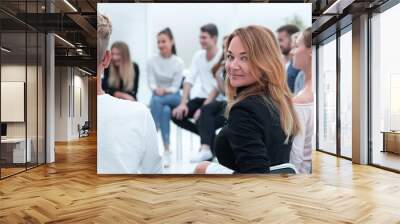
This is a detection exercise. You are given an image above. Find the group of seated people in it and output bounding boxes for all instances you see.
[97,13,313,175]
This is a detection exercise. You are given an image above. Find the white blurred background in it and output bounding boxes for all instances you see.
[98,3,311,104]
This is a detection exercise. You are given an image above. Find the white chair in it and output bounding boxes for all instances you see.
[175,124,183,164]
[174,123,197,164]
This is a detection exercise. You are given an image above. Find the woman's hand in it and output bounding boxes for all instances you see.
[194,161,211,174]
[154,88,167,96]
[114,91,135,101]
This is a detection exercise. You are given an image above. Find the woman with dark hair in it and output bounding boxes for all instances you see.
[195,25,301,174]
[102,41,140,101]
[147,27,184,167]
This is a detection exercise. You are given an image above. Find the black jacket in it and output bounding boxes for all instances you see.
[214,95,292,174]
[102,62,140,100]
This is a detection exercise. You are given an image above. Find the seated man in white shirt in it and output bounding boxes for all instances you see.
[97,14,162,174]
[172,23,223,163]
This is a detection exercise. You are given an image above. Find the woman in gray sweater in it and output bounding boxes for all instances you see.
[147,27,184,167]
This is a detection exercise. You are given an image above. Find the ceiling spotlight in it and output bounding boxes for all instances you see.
[54,34,75,48]
[63,0,78,12]
[78,67,93,76]
[1,47,11,53]
[323,0,354,15]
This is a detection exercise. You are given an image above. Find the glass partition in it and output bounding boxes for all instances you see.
[317,36,337,155]
[0,1,46,179]
[339,29,352,158]
[27,31,38,169]
[38,32,46,165]
[1,30,28,177]
[370,3,400,171]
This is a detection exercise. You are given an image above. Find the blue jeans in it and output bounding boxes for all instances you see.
[149,92,181,145]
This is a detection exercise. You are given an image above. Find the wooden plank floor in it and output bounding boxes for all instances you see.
[1,135,400,223]
[0,167,26,178]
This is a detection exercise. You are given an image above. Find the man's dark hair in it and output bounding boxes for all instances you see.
[200,23,218,38]
[276,24,300,36]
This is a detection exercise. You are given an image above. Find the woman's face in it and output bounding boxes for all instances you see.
[225,36,256,88]
[111,47,123,67]
[157,33,173,56]
[292,34,310,71]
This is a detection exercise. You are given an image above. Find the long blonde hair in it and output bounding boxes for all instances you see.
[108,41,135,92]
[97,14,112,65]
[225,25,300,142]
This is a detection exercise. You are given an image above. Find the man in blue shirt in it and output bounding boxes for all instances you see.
[276,24,301,93]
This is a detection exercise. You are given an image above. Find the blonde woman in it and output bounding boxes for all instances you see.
[195,25,300,174]
[102,41,139,101]
[290,28,314,174]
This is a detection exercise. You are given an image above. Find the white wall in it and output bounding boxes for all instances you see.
[55,66,68,141]
[1,82,24,123]
[72,74,89,138]
[1,64,46,164]
[54,67,89,141]
[1,65,36,138]
[98,3,311,104]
